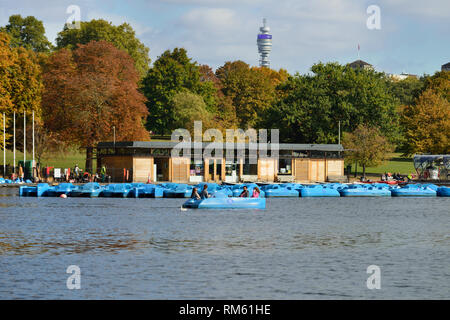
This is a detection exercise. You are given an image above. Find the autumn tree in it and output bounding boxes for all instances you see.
[216,61,285,129]
[199,64,237,131]
[42,41,149,172]
[141,48,217,134]
[0,33,14,148]
[343,124,393,179]
[401,89,450,155]
[0,32,43,148]
[56,19,150,77]
[0,15,53,52]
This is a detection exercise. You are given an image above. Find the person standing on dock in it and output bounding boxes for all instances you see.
[101,165,106,182]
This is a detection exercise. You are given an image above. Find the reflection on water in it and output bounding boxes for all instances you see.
[0,232,148,255]
[0,187,449,299]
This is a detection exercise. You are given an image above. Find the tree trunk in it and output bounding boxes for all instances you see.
[354,161,358,177]
[85,147,93,174]
[363,164,366,180]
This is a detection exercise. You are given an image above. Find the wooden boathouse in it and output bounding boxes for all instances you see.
[95,141,345,183]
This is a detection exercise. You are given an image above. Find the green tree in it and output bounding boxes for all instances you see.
[0,14,53,52]
[56,19,150,77]
[170,91,213,133]
[141,48,216,134]
[388,76,426,106]
[343,124,393,179]
[401,89,450,155]
[262,62,400,144]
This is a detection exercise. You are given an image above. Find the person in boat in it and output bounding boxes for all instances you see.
[190,187,201,200]
[251,186,260,198]
[239,186,249,197]
[200,184,210,199]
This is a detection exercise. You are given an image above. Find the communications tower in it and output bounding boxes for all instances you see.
[257,18,272,67]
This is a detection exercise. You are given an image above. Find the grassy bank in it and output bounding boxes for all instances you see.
[349,153,415,176]
[1,149,87,170]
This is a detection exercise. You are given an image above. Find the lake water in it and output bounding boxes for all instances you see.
[0,187,449,299]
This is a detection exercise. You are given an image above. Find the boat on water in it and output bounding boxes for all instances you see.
[163,183,193,198]
[339,184,391,197]
[261,184,299,197]
[437,186,450,197]
[390,184,436,197]
[101,183,138,198]
[182,193,266,209]
[135,184,164,198]
[231,183,266,198]
[46,183,78,197]
[19,183,52,197]
[70,182,103,197]
[300,185,340,197]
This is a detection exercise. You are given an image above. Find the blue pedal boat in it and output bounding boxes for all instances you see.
[163,183,193,198]
[182,194,266,209]
[101,183,136,198]
[339,185,391,197]
[437,186,450,197]
[390,184,436,197]
[46,183,78,197]
[300,185,340,197]
[70,182,103,197]
[262,184,299,197]
[133,184,164,198]
[19,183,51,197]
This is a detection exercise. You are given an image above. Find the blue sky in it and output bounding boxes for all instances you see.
[0,0,448,75]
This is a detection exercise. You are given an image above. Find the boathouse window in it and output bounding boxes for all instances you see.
[278,159,292,175]
[293,151,308,158]
[190,160,204,176]
[243,159,258,175]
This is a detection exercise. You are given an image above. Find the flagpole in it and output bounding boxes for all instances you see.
[24,111,26,166]
[32,110,35,174]
[3,113,5,177]
[13,111,15,174]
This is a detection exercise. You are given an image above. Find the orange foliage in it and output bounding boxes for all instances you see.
[42,41,149,148]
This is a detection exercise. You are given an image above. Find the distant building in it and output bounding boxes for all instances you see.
[442,62,450,71]
[388,73,418,81]
[348,60,374,71]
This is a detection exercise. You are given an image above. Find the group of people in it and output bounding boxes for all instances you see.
[381,172,406,182]
[190,185,261,200]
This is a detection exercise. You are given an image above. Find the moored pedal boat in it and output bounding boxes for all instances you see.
[390,184,436,197]
[70,182,103,197]
[300,185,340,197]
[339,185,391,197]
[19,183,51,197]
[261,184,299,197]
[437,186,450,197]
